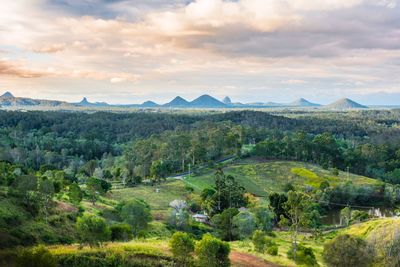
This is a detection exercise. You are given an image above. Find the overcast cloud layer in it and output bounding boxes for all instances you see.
[0,0,399,104]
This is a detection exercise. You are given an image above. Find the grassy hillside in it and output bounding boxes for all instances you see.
[343,217,400,238]
[232,217,400,267]
[109,180,188,219]
[185,160,382,197]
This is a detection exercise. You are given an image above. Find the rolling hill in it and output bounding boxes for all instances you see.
[184,160,381,197]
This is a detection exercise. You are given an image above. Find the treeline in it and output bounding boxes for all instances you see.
[1,110,400,183]
[124,121,242,178]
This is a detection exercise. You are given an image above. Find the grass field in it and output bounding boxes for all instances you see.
[185,160,382,197]
[109,180,187,218]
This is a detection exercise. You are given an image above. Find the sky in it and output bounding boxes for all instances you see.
[0,0,399,105]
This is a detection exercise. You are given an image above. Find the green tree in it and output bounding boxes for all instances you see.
[76,214,111,247]
[323,234,373,267]
[86,177,104,205]
[110,223,133,241]
[254,206,275,232]
[233,210,256,239]
[211,208,239,241]
[169,232,195,267]
[120,200,152,236]
[212,169,247,214]
[195,234,230,267]
[269,192,288,220]
[150,160,169,185]
[38,178,55,222]
[283,191,313,264]
[68,182,83,205]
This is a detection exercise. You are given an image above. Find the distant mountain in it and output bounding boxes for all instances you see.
[163,96,191,107]
[222,96,232,105]
[141,101,159,107]
[289,98,320,107]
[75,97,109,107]
[0,91,72,107]
[325,98,367,109]
[1,92,14,98]
[190,94,226,108]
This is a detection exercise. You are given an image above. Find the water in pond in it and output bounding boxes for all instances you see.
[322,207,397,226]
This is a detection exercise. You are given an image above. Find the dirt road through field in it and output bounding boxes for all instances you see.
[230,251,281,267]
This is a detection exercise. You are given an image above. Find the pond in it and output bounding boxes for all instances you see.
[322,207,397,226]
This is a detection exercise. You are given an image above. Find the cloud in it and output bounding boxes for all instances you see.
[0,60,45,78]
[0,0,399,103]
[283,79,308,85]
[110,77,127,83]
[32,43,65,53]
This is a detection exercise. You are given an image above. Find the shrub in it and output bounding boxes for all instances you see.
[252,230,266,253]
[351,210,369,223]
[16,245,56,267]
[323,234,373,267]
[169,232,194,266]
[195,234,230,267]
[267,244,278,256]
[110,223,133,241]
[76,214,111,247]
[287,244,318,266]
[119,200,152,236]
[56,251,174,267]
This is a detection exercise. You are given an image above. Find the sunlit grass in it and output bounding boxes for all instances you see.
[185,160,381,198]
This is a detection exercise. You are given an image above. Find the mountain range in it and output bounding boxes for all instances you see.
[0,91,370,109]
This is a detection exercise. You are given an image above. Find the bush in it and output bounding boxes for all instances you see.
[110,223,133,241]
[266,244,278,256]
[252,230,266,253]
[287,244,318,266]
[169,232,194,266]
[195,234,230,267]
[351,210,369,223]
[56,251,174,267]
[323,234,373,267]
[76,214,111,247]
[252,230,279,254]
[16,245,56,267]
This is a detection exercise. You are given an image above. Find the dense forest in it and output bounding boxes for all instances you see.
[1,109,400,267]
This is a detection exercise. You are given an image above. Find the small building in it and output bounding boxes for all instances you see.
[192,214,209,223]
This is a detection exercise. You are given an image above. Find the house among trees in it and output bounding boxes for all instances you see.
[192,214,209,223]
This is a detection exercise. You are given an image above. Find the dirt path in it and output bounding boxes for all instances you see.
[230,251,281,267]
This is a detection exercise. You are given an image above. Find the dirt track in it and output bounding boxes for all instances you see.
[230,251,281,267]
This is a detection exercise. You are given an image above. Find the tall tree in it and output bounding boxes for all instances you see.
[283,191,314,264]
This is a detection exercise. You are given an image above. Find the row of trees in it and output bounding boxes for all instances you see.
[124,122,242,179]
